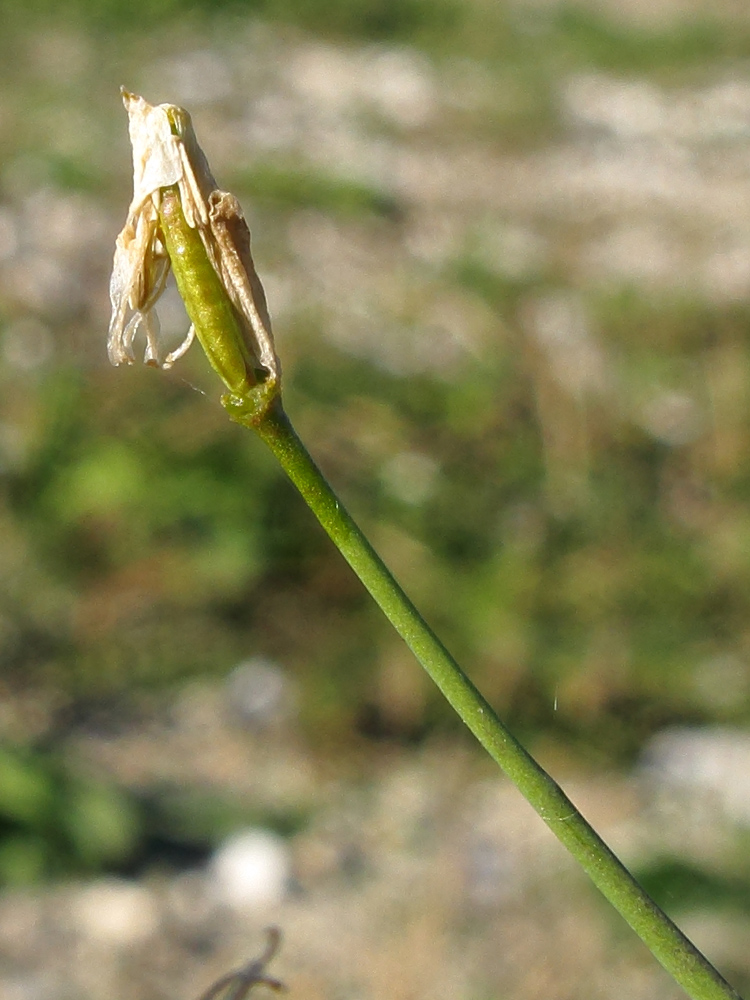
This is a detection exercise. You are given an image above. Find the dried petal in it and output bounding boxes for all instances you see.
[125,91,184,216]
[107,91,186,368]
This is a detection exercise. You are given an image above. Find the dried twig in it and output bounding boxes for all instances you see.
[196,928,285,1000]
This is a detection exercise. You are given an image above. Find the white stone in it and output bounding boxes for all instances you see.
[209,829,290,910]
[71,878,158,946]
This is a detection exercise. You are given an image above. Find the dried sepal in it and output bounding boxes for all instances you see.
[108,88,279,385]
[108,211,171,367]
[207,191,278,378]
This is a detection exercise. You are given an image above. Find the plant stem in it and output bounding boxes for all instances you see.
[248,398,740,1000]
[156,186,742,1000]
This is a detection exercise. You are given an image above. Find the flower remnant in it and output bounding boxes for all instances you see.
[108,89,278,385]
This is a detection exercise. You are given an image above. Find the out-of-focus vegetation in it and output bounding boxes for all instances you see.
[1,0,750,896]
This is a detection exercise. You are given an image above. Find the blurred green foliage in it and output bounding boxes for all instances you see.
[1,0,750,883]
[0,745,139,882]
[231,162,400,219]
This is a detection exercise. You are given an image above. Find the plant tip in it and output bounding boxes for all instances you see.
[107,89,279,392]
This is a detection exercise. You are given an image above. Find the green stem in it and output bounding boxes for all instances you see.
[251,399,739,1000]
[157,191,742,1000]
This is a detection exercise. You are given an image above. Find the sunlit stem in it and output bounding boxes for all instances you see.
[160,181,742,1000]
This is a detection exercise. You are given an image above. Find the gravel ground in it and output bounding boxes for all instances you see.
[0,675,747,1000]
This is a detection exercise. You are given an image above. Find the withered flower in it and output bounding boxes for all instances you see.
[108,89,278,389]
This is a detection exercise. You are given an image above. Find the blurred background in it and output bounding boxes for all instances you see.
[1,0,750,996]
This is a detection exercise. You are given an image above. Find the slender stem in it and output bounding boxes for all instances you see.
[156,186,742,1000]
[251,399,740,1000]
